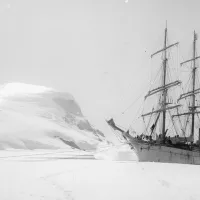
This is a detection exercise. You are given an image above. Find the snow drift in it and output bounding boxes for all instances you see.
[0,83,106,150]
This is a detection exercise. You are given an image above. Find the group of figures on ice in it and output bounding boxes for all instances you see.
[107,25,200,165]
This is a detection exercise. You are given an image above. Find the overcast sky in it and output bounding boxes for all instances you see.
[1,0,200,141]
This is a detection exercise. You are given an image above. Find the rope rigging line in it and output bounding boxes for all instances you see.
[130,99,145,124]
[168,109,179,136]
[150,112,160,137]
[184,113,190,137]
[121,89,146,115]
[145,108,154,136]
[197,113,200,125]
[107,125,125,143]
[180,73,192,109]
[177,108,186,137]
[142,104,160,136]
[121,48,164,116]
[150,56,164,86]
[168,45,179,83]
[142,116,149,135]
[142,100,161,136]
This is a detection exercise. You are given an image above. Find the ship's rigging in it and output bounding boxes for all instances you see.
[107,26,200,145]
[106,25,200,165]
[142,25,180,142]
[172,31,200,142]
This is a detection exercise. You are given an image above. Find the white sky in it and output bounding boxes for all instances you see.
[1,0,200,141]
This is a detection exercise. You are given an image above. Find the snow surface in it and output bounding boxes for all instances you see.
[1,149,200,200]
[0,83,106,150]
[2,83,198,199]
[95,144,138,161]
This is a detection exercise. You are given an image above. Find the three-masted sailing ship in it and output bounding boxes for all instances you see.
[107,26,200,165]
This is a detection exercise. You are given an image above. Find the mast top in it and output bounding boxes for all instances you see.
[194,31,198,41]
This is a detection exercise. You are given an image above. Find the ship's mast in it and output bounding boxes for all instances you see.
[142,25,180,142]
[191,31,197,139]
[162,26,168,140]
[173,31,200,142]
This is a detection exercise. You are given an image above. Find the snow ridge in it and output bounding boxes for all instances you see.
[0,83,106,150]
